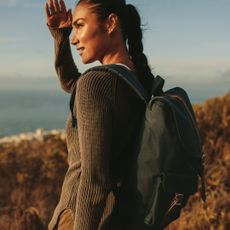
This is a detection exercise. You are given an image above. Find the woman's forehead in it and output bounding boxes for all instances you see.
[72,4,97,23]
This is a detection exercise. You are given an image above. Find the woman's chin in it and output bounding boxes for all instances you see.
[81,59,87,64]
[81,57,96,65]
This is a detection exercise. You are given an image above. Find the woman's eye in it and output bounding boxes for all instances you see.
[76,23,84,28]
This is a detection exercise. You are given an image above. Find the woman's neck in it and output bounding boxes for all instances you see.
[100,42,135,71]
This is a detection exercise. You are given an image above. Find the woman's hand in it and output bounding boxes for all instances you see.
[45,0,72,28]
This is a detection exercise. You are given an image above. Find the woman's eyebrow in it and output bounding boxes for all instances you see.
[72,18,85,27]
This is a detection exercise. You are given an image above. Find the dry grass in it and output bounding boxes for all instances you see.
[169,93,230,230]
[0,133,68,230]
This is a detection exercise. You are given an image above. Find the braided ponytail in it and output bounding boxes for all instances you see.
[124,4,154,98]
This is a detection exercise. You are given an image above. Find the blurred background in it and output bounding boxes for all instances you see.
[0,0,229,136]
[0,1,229,229]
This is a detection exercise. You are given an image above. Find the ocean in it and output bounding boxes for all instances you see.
[0,76,228,137]
[0,77,70,137]
[0,89,70,137]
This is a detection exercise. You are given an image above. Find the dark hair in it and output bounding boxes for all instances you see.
[76,0,154,97]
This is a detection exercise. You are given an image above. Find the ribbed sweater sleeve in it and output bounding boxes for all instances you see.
[48,26,81,93]
[74,71,114,229]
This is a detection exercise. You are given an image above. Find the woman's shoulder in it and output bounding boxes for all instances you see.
[76,67,117,102]
[76,64,141,100]
[78,69,114,86]
[77,64,138,88]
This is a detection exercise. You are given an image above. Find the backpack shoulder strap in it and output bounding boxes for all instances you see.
[84,64,149,104]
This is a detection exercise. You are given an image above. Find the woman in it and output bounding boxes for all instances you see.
[45,0,154,229]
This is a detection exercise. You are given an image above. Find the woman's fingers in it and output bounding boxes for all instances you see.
[60,0,67,13]
[45,2,51,17]
[48,0,56,14]
[53,0,60,12]
[67,9,72,24]
[47,0,67,15]
[45,0,71,28]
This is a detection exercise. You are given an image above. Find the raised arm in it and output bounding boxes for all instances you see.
[45,0,81,93]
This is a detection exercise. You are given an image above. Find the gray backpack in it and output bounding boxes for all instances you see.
[70,64,206,229]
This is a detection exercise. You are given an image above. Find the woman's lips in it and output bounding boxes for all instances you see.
[77,47,85,55]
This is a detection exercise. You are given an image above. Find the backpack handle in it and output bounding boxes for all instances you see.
[151,75,165,96]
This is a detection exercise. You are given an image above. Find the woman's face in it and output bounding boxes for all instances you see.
[71,4,110,64]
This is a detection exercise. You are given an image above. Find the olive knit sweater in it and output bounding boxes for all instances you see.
[48,26,145,230]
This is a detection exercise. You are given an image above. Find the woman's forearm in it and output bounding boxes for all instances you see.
[49,26,81,93]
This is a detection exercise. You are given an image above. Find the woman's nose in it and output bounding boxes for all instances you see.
[71,31,79,45]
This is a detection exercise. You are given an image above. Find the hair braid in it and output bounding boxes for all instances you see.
[125,4,154,98]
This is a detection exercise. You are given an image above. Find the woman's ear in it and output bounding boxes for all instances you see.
[105,13,119,34]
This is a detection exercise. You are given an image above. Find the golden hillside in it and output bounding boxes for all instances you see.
[0,93,229,230]
[170,93,230,230]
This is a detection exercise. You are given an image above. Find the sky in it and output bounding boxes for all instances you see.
[0,0,229,100]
